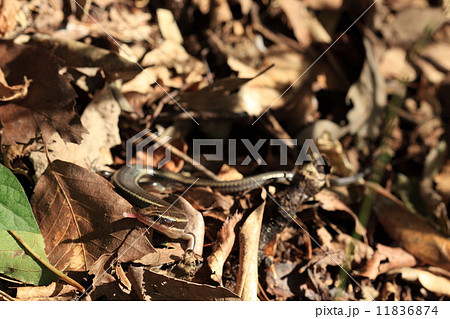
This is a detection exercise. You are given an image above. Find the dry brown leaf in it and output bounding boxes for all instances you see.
[383,7,446,46]
[235,192,266,300]
[265,261,297,300]
[379,47,416,81]
[30,84,121,177]
[207,213,243,285]
[141,40,205,79]
[87,254,133,300]
[0,40,87,146]
[0,0,19,36]
[30,0,64,33]
[388,267,450,296]
[372,185,450,271]
[156,8,183,44]
[315,189,366,237]
[421,42,450,73]
[278,0,311,48]
[64,2,153,42]
[360,244,417,280]
[135,246,185,266]
[117,228,157,263]
[30,33,141,81]
[415,57,446,84]
[345,37,386,139]
[15,282,77,301]
[185,188,234,212]
[31,160,152,271]
[127,265,241,300]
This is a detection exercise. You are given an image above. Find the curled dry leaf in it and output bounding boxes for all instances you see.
[315,189,366,237]
[235,192,266,300]
[127,265,241,301]
[0,40,87,146]
[87,254,133,301]
[388,267,450,297]
[15,282,77,301]
[31,160,153,271]
[360,244,417,280]
[372,185,450,271]
[207,213,243,285]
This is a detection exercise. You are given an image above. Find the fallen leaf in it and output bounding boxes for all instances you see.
[379,47,416,81]
[372,185,450,271]
[360,244,417,280]
[235,192,266,300]
[127,265,241,300]
[30,33,141,81]
[0,0,19,36]
[345,37,386,139]
[185,188,234,212]
[30,84,121,177]
[31,160,151,271]
[207,213,243,285]
[15,282,77,301]
[383,7,446,46]
[156,9,183,44]
[388,267,450,296]
[278,0,311,48]
[265,261,297,300]
[0,40,87,146]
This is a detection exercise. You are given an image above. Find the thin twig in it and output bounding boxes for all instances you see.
[8,230,85,293]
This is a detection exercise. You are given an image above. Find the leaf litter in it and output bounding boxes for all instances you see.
[0,0,449,301]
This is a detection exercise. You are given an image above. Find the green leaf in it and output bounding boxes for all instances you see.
[0,230,57,285]
[0,164,57,285]
[0,163,40,233]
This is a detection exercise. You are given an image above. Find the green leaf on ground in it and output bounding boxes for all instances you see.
[0,163,40,233]
[0,164,57,285]
[0,230,57,285]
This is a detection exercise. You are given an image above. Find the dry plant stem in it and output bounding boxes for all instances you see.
[0,289,15,301]
[8,230,85,293]
[339,94,402,290]
[257,281,270,301]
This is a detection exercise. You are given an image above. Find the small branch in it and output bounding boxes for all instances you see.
[8,230,85,293]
